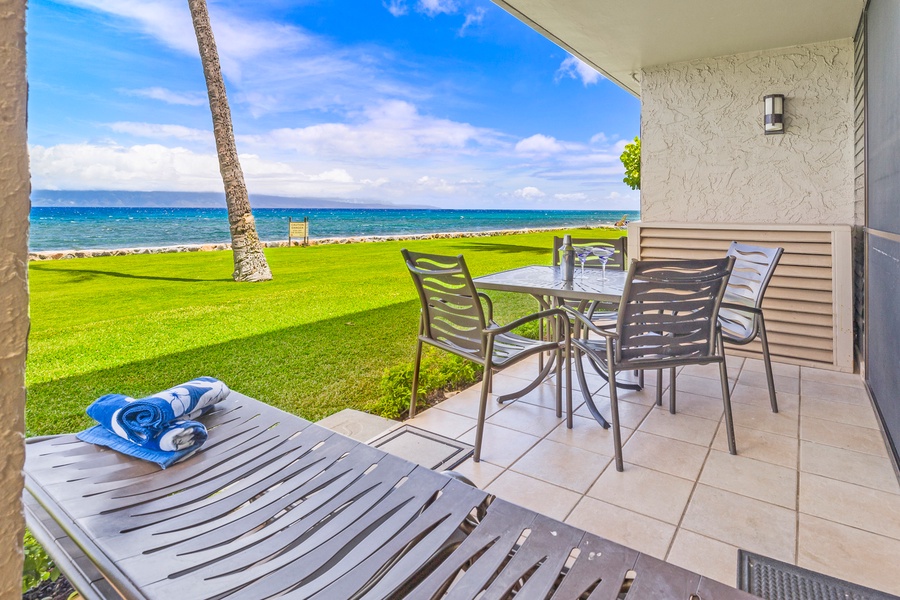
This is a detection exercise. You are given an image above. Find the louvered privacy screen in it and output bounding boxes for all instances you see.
[627,223,853,372]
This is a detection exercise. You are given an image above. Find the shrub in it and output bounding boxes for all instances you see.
[22,530,59,593]
[368,348,483,419]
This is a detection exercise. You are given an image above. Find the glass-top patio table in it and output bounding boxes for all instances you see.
[474,265,637,429]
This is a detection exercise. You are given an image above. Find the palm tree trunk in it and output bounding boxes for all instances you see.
[188,0,272,282]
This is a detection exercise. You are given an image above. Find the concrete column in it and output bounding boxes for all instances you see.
[0,0,29,595]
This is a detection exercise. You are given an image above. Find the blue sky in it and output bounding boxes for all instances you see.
[27,0,640,209]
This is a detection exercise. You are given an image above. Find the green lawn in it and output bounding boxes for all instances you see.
[26,228,622,436]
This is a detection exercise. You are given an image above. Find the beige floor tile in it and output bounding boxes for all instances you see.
[667,390,726,422]
[802,379,870,406]
[486,470,581,521]
[545,414,631,457]
[730,385,798,414]
[588,462,694,525]
[712,425,798,469]
[730,401,799,437]
[742,357,799,378]
[800,441,900,495]
[800,395,879,430]
[699,450,797,509]
[437,386,505,420]
[511,381,584,415]
[738,369,800,395]
[681,484,796,563]
[449,458,505,489]
[672,373,735,399]
[666,529,739,587]
[496,356,542,381]
[800,366,865,388]
[486,401,564,437]
[681,362,737,381]
[565,496,676,559]
[800,472,900,540]
[574,397,652,430]
[800,415,888,457]
[798,514,900,596]
[637,409,720,447]
[511,438,609,493]
[406,407,477,439]
[490,373,556,398]
[456,423,540,468]
[622,431,710,480]
[726,354,746,370]
[593,382,666,407]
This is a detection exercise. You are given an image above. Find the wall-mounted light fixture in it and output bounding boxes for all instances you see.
[764,94,785,134]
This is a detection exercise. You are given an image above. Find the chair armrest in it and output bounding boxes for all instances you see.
[561,306,619,339]
[485,308,569,337]
[477,292,494,323]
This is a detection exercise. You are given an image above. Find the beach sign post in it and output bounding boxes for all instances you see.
[289,217,309,247]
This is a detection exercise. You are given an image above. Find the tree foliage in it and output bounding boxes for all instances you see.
[620,136,641,191]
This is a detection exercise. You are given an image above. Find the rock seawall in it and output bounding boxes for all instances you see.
[29,225,620,261]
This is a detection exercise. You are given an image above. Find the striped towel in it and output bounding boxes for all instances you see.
[77,377,230,468]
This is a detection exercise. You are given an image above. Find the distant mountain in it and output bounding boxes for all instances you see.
[31,190,435,210]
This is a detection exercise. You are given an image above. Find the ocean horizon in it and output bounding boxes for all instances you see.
[29,206,639,252]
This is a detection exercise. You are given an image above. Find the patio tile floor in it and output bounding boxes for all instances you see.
[403,353,900,595]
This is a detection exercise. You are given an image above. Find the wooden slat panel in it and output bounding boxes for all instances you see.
[631,223,855,370]
[639,247,833,268]
[642,228,833,243]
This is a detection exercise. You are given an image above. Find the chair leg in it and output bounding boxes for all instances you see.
[758,313,779,413]
[473,367,492,463]
[718,334,737,455]
[655,369,663,406]
[554,332,563,419]
[409,339,424,418]
[607,344,624,472]
[668,367,677,414]
[564,318,573,429]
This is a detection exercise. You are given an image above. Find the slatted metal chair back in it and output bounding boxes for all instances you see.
[402,249,487,360]
[616,257,734,364]
[719,242,784,344]
[552,236,628,270]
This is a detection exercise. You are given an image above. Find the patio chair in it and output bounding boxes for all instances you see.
[402,249,571,462]
[564,257,736,471]
[719,242,784,413]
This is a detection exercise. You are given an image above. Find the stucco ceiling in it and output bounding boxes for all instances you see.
[493,0,866,95]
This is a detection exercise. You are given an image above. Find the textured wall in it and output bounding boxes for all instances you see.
[641,40,856,225]
[0,0,28,595]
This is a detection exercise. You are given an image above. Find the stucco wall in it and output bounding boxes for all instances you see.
[640,39,856,225]
[0,0,28,595]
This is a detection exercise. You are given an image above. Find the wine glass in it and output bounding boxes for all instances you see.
[574,246,594,279]
[592,246,615,281]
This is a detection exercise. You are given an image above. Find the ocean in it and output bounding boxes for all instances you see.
[28,207,640,252]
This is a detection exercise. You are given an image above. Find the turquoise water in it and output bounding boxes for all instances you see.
[29,207,639,251]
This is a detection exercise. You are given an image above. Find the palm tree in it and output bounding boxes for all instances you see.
[188,0,272,282]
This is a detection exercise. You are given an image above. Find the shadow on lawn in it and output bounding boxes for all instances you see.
[450,241,550,256]
[26,300,423,437]
[30,263,232,283]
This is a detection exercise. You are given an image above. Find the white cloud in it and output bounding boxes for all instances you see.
[590,132,608,145]
[418,0,457,16]
[383,0,408,16]
[554,192,587,201]
[246,100,502,158]
[123,87,206,106]
[459,8,485,35]
[107,122,211,143]
[555,55,603,86]
[309,169,354,183]
[513,186,545,199]
[515,134,564,155]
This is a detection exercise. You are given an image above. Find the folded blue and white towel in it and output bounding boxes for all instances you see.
[77,377,230,468]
